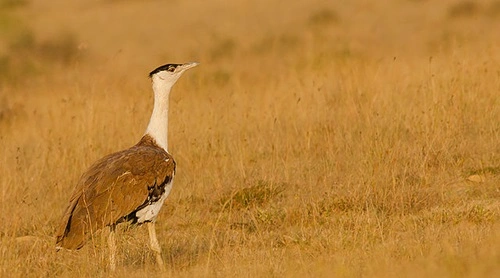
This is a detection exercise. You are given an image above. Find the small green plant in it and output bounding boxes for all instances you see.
[308,8,339,26]
[209,38,236,61]
[0,0,28,9]
[38,32,79,64]
[448,1,480,18]
[215,180,284,211]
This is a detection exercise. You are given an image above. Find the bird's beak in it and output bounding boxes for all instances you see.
[180,62,199,71]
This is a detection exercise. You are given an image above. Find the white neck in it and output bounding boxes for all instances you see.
[145,78,173,151]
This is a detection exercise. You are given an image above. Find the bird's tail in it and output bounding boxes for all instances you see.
[55,199,87,250]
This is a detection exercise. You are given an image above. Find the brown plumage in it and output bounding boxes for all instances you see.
[56,62,198,271]
[55,135,175,250]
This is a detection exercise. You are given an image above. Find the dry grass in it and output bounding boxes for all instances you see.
[1,0,500,277]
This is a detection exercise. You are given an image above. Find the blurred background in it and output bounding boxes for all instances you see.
[1,0,500,277]
[1,0,499,87]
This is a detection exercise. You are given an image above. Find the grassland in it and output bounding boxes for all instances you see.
[1,0,500,277]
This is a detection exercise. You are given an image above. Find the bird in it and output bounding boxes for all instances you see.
[55,62,199,271]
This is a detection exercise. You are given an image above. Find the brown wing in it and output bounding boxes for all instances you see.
[55,140,175,250]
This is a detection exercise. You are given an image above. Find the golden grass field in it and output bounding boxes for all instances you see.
[1,0,500,277]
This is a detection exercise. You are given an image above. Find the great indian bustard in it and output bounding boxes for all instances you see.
[55,62,199,271]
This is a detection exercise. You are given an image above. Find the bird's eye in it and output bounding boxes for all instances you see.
[167,66,176,72]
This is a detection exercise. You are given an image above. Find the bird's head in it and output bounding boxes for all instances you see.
[149,62,199,88]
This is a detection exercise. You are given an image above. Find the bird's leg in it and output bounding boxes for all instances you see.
[147,221,166,271]
[108,224,117,272]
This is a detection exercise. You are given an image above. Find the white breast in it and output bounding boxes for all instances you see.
[135,181,173,223]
